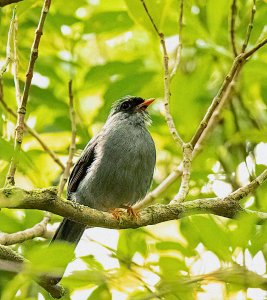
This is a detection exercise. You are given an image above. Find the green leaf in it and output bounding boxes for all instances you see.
[156,241,196,257]
[206,0,231,40]
[230,214,258,250]
[117,229,148,263]
[84,11,133,34]
[24,243,75,274]
[81,255,104,271]
[159,256,187,276]
[84,60,144,88]
[125,0,172,33]
[63,270,105,288]
[87,284,111,300]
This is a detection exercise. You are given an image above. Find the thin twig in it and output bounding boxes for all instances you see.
[137,35,267,209]
[140,0,184,148]
[12,10,21,107]
[241,0,256,53]
[0,214,50,245]
[0,8,15,78]
[6,0,52,186]
[171,143,193,204]
[58,80,76,196]
[230,0,238,57]
[170,0,184,78]
[0,95,65,169]
[243,37,267,59]
[190,54,245,148]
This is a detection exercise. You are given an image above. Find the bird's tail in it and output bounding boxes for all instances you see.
[47,218,86,285]
[51,218,86,245]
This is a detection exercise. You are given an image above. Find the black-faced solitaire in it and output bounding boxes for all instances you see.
[50,95,156,284]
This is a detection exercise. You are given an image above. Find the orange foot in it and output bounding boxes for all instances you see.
[110,208,125,221]
[122,205,140,219]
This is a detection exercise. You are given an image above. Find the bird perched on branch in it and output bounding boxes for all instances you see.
[50,95,156,284]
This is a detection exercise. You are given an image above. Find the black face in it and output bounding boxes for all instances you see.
[118,96,144,112]
[111,96,145,115]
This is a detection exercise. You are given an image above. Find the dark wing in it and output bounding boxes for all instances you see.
[67,135,98,199]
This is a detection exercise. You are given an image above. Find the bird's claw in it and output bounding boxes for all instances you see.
[110,208,125,222]
[122,205,140,219]
[110,205,140,221]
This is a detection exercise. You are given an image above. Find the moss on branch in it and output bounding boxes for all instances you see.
[0,185,266,230]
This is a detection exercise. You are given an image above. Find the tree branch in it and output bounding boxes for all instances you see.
[137,5,267,209]
[171,143,193,204]
[0,0,22,7]
[0,91,65,170]
[12,10,21,108]
[229,0,238,57]
[0,244,65,298]
[140,0,184,148]
[243,37,267,59]
[1,168,267,229]
[58,80,76,196]
[170,0,184,79]
[190,54,245,148]
[241,0,256,53]
[0,214,49,245]
[0,8,15,78]
[6,0,52,186]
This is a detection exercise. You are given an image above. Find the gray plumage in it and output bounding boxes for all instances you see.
[50,95,156,284]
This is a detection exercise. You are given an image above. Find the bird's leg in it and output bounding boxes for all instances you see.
[122,204,140,219]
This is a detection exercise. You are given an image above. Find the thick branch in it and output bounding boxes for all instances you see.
[1,167,267,229]
[0,0,22,7]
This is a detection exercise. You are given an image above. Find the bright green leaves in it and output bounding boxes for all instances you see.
[1,0,267,299]
[24,243,75,275]
[125,0,172,34]
[88,284,112,300]
[84,11,134,34]
[85,60,144,88]
[117,229,148,263]
[206,0,231,41]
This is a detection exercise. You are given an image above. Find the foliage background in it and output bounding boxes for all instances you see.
[0,0,267,299]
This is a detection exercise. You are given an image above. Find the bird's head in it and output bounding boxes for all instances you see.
[110,95,155,116]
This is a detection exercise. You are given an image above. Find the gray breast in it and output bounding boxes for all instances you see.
[75,113,156,211]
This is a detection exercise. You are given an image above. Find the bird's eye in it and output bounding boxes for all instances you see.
[121,102,130,110]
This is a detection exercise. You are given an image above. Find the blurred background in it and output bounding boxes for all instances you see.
[0,0,267,299]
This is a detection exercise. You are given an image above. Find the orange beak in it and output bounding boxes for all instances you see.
[137,98,155,110]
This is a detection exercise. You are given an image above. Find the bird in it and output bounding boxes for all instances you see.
[49,95,156,284]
